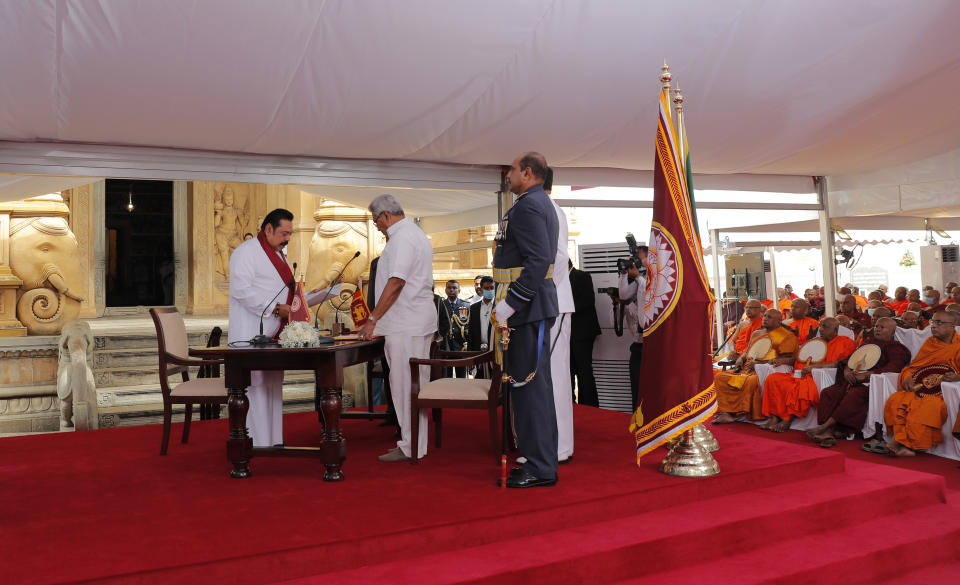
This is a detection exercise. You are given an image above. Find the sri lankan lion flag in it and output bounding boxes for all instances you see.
[349,286,371,328]
[631,83,717,461]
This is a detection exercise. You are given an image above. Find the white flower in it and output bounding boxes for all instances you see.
[278,321,322,348]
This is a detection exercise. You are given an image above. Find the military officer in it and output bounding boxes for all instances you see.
[493,151,560,488]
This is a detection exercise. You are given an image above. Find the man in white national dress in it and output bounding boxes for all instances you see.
[228,209,295,447]
[358,194,437,462]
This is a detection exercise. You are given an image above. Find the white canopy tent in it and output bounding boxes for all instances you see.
[1,0,959,284]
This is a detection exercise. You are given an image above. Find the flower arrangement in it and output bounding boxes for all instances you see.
[278,321,322,348]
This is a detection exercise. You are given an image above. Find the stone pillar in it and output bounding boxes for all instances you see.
[173,181,188,312]
[0,213,26,336]
[65,182,99,318]
[92,180,106,317]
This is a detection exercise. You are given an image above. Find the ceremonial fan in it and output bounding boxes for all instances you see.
[744,337,772,360]
[911,364,955,396]
[794,338,828,378]
[847,344,881,373]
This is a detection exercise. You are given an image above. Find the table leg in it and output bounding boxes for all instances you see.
[320,385,345,481]
[227,386,252,478]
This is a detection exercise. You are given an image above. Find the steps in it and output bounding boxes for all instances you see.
[272,459,960,585]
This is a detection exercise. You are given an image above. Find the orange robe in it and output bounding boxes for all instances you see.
[889,299,910,315]
[733,317,763,354]
[884,333,960,450]
[854,295,868,309]
[760,299,774,308]
[715,327,798,420]
[777,298,793,318]
[762,335,856,420]
[783,317,819,344]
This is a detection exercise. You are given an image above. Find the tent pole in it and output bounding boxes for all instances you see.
[816,176,836,317]
[710,228,724,347]
[767,245,778,305]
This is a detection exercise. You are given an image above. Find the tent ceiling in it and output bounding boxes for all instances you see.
[3,0,960,188]
[714,214,960,234]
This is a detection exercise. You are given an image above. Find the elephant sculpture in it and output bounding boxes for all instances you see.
[57,320,98,430]
[307,218,370,328]
[9,217,84,335]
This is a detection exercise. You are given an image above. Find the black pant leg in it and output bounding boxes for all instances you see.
[629,342,643,412]
[570,338,599,407]
[509,319,558,479]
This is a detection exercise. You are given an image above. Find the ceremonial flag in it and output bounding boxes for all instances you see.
[349,286,371,328]
[289,277,311,323]
[631,81,717,460]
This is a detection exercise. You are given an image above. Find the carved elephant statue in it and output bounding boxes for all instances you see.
[9,217,85,335]
[307,221,369,327]
[56,320,98,430]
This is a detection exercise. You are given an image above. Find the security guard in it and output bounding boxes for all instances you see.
[493,152,560,488]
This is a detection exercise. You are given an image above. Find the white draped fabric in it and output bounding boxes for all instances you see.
[753,364,836,432]
[2,1,960,185]
[228,237,290,447]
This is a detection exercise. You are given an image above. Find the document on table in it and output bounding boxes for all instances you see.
[306,284,343,305]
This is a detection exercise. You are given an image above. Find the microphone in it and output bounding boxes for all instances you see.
[313,251,361,329]
[251,262,296,346]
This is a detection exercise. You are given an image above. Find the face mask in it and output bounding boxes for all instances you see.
[924,297,935,305]
[482,289,495,300]
[867,308,877,316]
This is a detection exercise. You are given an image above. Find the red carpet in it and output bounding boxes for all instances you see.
[2,406,959,585]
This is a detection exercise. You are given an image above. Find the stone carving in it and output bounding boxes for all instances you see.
[307,204,372,327]
[10,216,84,335]
[213,185,249,278]
[56,320,98,430]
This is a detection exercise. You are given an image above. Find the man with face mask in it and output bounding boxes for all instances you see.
[228,209,295,447]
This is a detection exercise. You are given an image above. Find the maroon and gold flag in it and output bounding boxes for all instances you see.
[289,278,311,323]
[631,85,717,461]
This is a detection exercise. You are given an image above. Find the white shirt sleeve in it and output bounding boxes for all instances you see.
[618,273,638,302]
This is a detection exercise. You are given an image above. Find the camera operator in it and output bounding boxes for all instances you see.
[615,245,650,411]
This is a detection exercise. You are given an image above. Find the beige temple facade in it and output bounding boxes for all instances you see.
[0,179,578,434]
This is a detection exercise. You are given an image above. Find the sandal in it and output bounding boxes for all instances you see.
[861,438,888,454]
[818,437,837,448]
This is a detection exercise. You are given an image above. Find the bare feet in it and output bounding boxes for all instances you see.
[760,417,778,431]
[886,440,916,457]
[772,416,794,433]
[810,431,833,442]
[713,412,737,424]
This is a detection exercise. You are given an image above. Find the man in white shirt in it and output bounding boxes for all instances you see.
[468,276,495,352]
[358,194,436,462]
[227,209,295,447]
[467,275,484,304]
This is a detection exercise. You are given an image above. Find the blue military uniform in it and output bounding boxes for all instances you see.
[493,184,560,480]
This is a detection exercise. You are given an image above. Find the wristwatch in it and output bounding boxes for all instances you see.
[368,315,377,323]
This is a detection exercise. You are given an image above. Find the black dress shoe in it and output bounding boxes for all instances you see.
[506,470,557,489]
[510,466,524,477]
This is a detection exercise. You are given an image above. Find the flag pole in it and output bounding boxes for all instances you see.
[655,63,719,476]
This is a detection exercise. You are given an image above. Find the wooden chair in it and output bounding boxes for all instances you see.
[408,349,502,464]
[149,308,228,455]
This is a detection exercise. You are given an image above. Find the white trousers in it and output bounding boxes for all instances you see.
[385,333,432,458]
[247,370,284,447]
[551,313,574,459]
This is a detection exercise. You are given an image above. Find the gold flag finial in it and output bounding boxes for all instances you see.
[672,83,684,113]
[659,60,672,91]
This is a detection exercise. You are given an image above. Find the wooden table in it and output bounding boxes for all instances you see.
[191,339,385,481]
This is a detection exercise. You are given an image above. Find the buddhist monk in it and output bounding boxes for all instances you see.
[729,299,764,360]
[900,310,920,329]
[839,294,872,338]
[777,288,793,318]
[907,289,928,309]
[761,318,856,432]
[782,299,819,344]
[713,309,798,424]
[882,311,960,457]
[889,286,909,315]
[809,317,910,447]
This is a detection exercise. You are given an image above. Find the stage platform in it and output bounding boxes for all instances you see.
[3,405,960,585]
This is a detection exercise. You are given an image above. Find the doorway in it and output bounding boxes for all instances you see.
[104,179,175,307]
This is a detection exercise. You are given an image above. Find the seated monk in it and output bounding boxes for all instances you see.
[808,317,911,446]
[723,299,764,362]
[839,293,872,338]
[777,288,793,318]
[905,302,929,328]
[713,309,798,424]
[926,289,944,312]
[882,311,960,457]
[889,286,909,315]
[761,318,857,432]
[907,288,928,309]
[861,306,893,344]
[782,298,818,344]
[899,310,920,329]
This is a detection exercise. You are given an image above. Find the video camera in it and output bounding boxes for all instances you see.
[617,233,647,275]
